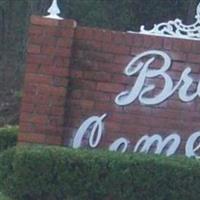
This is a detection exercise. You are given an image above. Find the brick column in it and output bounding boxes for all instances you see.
[19,16,77,145]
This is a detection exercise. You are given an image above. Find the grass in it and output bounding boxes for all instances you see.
[0,192,10,200]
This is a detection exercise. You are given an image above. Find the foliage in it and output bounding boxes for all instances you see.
[0,126,18,152]
[60,0,192,30]
[0,146,200,200]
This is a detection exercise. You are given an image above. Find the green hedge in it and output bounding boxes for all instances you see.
[0,146,200,200]
[0,126,18,152]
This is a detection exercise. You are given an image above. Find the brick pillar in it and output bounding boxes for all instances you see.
[19,16,77,145]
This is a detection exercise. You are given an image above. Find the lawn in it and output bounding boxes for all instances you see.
[0,193,10,200]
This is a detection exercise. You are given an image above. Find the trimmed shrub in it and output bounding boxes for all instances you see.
[0,126,18,152]
[0,146,200,200]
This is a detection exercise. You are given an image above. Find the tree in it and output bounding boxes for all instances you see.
[186,0,199,24]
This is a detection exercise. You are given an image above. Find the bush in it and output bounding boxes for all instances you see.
[0,146,200,200]
[0,126,18,152]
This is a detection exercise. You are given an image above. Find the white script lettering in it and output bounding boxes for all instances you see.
[71,49,200,159]
[109,138,130,153]
[133,134,181,156]
[72,114,107,149]
[73,115,200,158]
[115,50,200,106]
[185,131,200,158]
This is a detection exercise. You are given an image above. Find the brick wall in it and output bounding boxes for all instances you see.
[19,16,76,145]
[19,16,200,153]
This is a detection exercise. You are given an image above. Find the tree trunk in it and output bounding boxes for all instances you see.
[186,0,198,24]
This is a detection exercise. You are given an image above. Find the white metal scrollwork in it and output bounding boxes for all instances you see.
[139,2,200,40]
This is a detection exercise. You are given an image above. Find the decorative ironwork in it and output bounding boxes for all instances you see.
[140,2,200,40]
[44,0,63,20]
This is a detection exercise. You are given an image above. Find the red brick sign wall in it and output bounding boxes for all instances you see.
[19,16,200,156]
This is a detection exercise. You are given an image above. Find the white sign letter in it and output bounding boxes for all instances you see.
[134,134,181,156]
[109,138,130,153]
[72,114,107,149]
[185,131,200,159]
[115,50,174,105]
